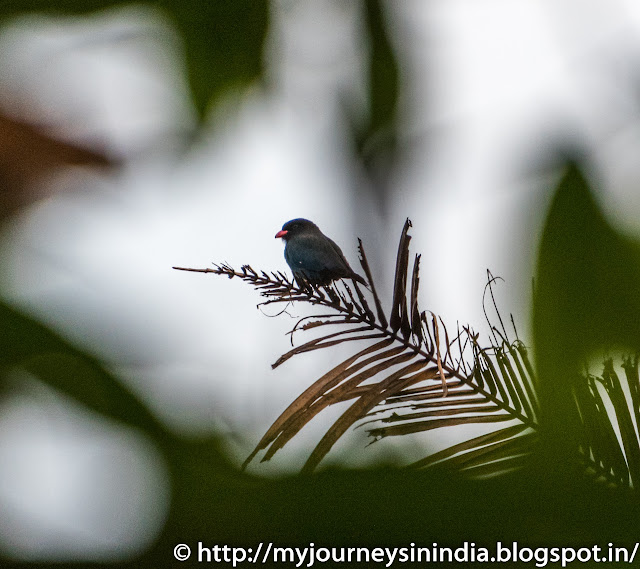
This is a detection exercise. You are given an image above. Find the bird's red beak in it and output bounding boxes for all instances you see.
[275,230,288,239]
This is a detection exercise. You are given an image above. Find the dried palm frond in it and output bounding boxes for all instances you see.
[174,220,640,486]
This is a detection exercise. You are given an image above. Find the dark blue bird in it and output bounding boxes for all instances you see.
[275,218,367,287]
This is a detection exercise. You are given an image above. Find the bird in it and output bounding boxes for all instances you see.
[275,218,367,287]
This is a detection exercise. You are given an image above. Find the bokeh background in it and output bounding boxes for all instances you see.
[2,0,640,565]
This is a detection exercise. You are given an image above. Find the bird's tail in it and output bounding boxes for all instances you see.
[351,272,369,288]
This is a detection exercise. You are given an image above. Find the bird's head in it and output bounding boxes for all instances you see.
[275,218,319,241]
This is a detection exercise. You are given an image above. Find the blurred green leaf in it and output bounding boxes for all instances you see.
[533,164,640,471]
[0,0,269,120]
[364,0,398,138]
[160,0,269,118]
[0,0,130,17]
[4,464,640,568]
[0,299,168,439]
[353,0,400,202]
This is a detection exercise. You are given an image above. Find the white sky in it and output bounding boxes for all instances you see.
[2,0,640,560]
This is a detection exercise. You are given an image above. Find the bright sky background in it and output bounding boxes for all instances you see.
[2,0,640,560]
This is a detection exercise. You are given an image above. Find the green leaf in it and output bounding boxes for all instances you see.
[0,0,270,120]
[160,0,269,118]
[352,0,401,201]
[0,0,130,18]
[363,0,398,136]
[0,300,168,439]
[533,163,640,472]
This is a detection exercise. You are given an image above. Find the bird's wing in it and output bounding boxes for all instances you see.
[313,235,352,273]
[326,236,367,285]
[325,237,355,272]
[286,234,349,273]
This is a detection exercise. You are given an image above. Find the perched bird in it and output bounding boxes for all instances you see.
[275,218,367,287]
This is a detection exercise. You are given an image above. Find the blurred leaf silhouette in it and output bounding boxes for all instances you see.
[353,0,400,204]
[0,0,269,120]
[0,299,167,438]
[533,164,640,477]
[0,112,113,220]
